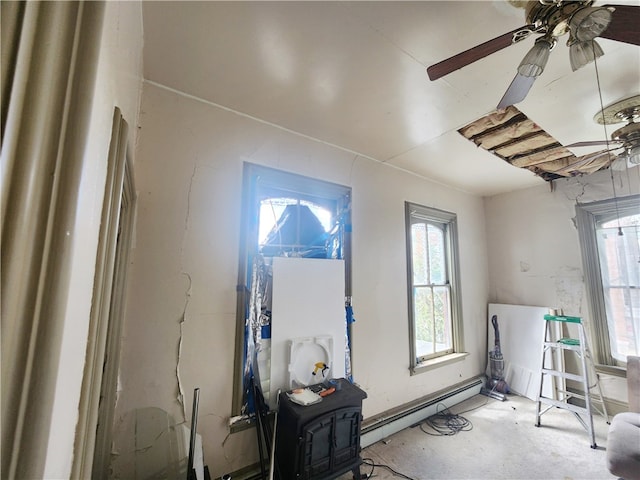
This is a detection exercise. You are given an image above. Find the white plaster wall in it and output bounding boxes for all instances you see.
[484,167,639,403]
[348,153,490,411]
[485,169,639,314]
[114,82,489,478]
[42,2,143,477]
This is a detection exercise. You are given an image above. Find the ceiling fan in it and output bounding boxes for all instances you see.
[566,94,640,170]
[427,1,640,109]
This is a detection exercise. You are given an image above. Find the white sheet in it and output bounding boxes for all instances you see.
[269,258,346,407]
[487,303,556,400]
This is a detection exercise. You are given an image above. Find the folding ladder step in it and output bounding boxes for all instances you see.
[543,342,583,352]
[540,368,585,383]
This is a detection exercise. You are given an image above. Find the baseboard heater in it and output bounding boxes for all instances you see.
[223,376,483,480]
[360,376,484,448]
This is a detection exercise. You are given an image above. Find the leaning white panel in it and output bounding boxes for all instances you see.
[269,257,346,408]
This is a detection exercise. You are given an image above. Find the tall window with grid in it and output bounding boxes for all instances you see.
[406,202,463,370]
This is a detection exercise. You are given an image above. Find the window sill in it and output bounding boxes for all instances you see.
[229,415,253,434]
[595,363,627,378]
[229,411,277,434]
[411,352,469,375]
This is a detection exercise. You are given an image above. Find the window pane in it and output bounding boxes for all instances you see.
[604,287,640,359]
[427,224,445,285]
[411,223,428,285]
[597,223,640,359]
[259,198,333,245]
[414,286,433,358]
[259,198,333,258]
[259,198,295,243]
[433,286,452,350]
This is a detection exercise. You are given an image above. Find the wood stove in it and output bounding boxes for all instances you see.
[275,378,367,480]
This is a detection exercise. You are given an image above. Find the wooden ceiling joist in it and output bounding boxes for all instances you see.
[496,138,560,158]
[505,143,565,165]
[488,130,551,152]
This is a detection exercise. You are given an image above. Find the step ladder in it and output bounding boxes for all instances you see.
[535,314,608,448]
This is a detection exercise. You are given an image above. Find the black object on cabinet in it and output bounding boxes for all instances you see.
[275,379,367,480]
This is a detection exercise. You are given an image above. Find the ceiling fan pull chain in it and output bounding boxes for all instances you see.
[593,52,624,235]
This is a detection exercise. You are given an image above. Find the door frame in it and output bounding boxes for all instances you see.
[72,107,136,479]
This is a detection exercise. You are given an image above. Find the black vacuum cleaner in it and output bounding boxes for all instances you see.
[481,315,510,401]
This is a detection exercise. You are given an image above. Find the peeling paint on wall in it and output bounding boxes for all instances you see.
[176,273,192,423]
[117,82,493,478]
[175,165,197,422]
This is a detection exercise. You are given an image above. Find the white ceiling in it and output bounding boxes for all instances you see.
[141,1,640,196]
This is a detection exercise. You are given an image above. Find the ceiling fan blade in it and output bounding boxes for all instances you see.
[553,149,615,176]
[566,140,611,148]
[427,26,531,81]
[601,4,640,46]
[496,74,536,110]
[565,139,623,148]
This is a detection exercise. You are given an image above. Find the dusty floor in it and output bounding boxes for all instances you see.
[340,393,614,480]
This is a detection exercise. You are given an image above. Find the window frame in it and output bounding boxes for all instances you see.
[576,194,640,371]
[232,163,352,417]
[405,202,465,374]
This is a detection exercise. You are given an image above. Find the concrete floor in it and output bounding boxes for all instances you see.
[344,393,615,480]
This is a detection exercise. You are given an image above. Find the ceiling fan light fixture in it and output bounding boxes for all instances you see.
[613,148,640,171]
[610,156,629,171]
[569,39,604,71]
[517,37,554,77]
[628,145,640,165]
[570,7,613,42]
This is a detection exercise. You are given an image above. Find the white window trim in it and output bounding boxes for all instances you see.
[575,193,640,370]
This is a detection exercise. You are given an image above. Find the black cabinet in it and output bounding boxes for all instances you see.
[275,379,367,480]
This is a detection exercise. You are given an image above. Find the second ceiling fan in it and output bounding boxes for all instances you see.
[427,0,640,109]
[567,94,640,170]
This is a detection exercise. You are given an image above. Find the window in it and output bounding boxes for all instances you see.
[258,198,335,258]
[405,202,464,371]
[576,194,640,368]
[232,163,352,417]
